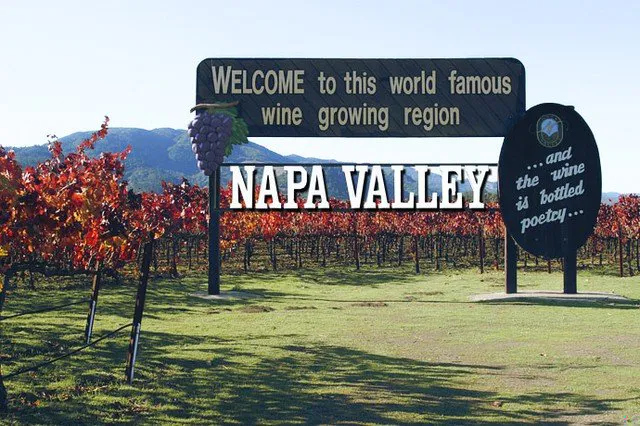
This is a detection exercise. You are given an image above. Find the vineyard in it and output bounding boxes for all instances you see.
[1,118,640,421]
[1,119,639,286]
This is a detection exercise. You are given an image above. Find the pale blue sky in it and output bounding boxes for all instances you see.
[1,1,638,192]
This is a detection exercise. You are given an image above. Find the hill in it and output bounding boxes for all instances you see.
[7,127,496,197]
[9,128,295,192]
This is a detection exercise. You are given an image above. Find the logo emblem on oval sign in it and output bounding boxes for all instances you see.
[536,114,563,147]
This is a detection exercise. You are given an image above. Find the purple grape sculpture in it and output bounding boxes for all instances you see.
[188,111,233,176]
[188,103,248,176]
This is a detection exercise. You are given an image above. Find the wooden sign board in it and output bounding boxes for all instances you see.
[196,58,525,138]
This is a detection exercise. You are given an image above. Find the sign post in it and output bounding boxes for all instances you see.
[564,250,577,294]
[505,232,518,293]
[208,169,221,295]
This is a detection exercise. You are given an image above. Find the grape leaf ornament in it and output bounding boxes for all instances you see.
[188,102,249,176]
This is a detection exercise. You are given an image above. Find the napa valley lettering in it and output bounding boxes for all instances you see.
[514,145,589,234]
[228,165,491,210]
[210,66,513,133]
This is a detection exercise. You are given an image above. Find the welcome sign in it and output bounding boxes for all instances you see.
[192,57,529,296]
[196,58,526,137]
[193,58,601,296]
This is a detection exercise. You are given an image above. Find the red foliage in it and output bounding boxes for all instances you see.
[1,122,638,274]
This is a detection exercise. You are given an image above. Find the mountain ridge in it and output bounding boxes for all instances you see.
[14,128,633,203]
[6,127,458,196]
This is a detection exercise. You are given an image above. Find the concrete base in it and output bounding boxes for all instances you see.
[470,291,631,303]
[190,290,265,301]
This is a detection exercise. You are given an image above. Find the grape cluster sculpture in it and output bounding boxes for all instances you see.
[188,104,249,176]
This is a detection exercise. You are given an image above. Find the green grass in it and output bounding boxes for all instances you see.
[1,266,639,424]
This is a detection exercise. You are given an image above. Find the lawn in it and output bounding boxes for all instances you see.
[0,266,639,424]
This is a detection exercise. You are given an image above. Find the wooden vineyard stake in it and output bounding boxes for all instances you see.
[125,239,154,384]
[84,264,102,344]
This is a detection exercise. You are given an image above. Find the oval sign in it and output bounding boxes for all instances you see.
[499,103,601,258]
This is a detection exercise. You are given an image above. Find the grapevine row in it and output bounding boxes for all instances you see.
[1,120,638,281]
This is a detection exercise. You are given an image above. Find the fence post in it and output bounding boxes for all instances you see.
[353,215,360,270]
[478,227,485,274]
[618,225,624,278]
[84,265,102,344]
[125,239,154,384]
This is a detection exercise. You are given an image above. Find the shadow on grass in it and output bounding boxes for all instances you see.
[478,297,640,310]
[223,267,424,288]
[2,271,637,424]
[3,328,633,425]
[271,295,469,305]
